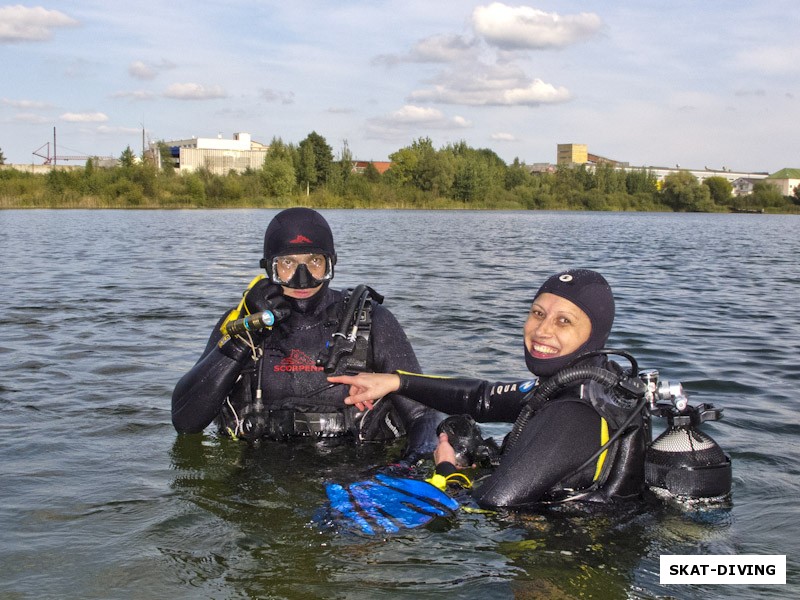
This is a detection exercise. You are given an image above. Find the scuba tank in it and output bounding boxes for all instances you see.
[504,350,732,502]
[640,369,732,501]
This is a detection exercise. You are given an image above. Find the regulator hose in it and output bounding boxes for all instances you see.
[503,349,645,453]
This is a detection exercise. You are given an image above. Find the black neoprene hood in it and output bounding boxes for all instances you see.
[533,268,615,350]
[260,207,338,268]
[524,268,616,377]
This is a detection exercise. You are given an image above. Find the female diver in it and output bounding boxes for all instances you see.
[329,269,647,509]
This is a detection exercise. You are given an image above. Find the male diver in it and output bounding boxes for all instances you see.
[172,207,440,463]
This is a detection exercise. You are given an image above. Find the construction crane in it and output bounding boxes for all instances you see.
[32,127,115,165]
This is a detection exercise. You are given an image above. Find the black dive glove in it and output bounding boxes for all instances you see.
[244,279,292,322]
[219,280,291,362]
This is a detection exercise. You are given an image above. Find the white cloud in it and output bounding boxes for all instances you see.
[112,90,156,101]
[735,44,800,75]
[164,83,227,100]
[60,112,109,123]
[129,61,156,80]
[2,98,52,109]
[366,104,471,139]
[128,59,176,80]
[491,132,516,141]
[14,112,49,124]
[97,125,142,135]
[472,3,602,50]
[374,34,478,65]
[260,88,295,105]
[390,105,449,124]
[409,63,570,106]
[0,5,78,42]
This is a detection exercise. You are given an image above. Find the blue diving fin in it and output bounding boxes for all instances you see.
[325,475,459,535]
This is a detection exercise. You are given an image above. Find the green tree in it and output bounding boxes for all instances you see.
[793,184,800,205]
[386,136,458,196]
[411,138,439,191]
[414,139,456,195]
[338,140,354,187]
[452,153,490,203]
[298,142,316,195]
[182,172,206,203]
[81,158,104,196]
[0,147,5,165]
[157,142,176,175]
[327,140,354,196]
[119,146,136,168]
[363,162,382,183]
[298,131,332,191]
[46,168,79,196]
[660,171,713,211]
[505,158,530,189]
[703,176,733,206]
[748,181,785,209]
[593,163,627,194]
[625,168,658,195]
[386,144,421,187]
[262,137,296,197]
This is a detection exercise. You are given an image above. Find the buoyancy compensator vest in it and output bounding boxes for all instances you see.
[504,349,732,503]
[217,284,407,443]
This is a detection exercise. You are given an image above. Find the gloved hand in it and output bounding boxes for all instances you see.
[242,279,292,323]
[219,280,291,362]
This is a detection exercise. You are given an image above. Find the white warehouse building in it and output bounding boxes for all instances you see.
[151,132,269,175]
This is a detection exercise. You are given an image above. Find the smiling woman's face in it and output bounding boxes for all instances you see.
[523,292,592,359]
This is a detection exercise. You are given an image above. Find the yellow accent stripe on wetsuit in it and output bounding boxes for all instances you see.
[395,370,453,380]
[593,417,609,481]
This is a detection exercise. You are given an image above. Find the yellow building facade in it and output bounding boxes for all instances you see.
[557,143,588,165]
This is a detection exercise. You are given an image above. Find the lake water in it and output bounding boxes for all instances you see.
[1,209,798,599]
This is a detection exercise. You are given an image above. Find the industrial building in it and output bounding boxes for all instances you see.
[150,132,269,175]
[764,168,800,196]
[556,143,771,194]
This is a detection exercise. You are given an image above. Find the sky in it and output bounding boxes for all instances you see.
[1,1,798,173]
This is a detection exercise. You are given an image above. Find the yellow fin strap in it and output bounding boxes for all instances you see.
[425,473,448,491]
[445,472,472,488]
[425,472,472,491]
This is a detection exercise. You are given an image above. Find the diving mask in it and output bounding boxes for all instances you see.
[270,253,334,289]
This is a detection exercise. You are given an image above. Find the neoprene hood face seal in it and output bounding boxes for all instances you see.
[525,269,615,377]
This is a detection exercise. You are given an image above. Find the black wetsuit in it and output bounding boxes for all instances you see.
[172,286,441,461]
[398,364,646,508]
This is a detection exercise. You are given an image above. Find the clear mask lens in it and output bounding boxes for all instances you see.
[271,254,332,285]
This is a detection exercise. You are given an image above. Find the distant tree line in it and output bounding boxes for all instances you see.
[1,135,798,212]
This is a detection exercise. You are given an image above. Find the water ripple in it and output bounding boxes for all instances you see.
[1,210,799,599]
